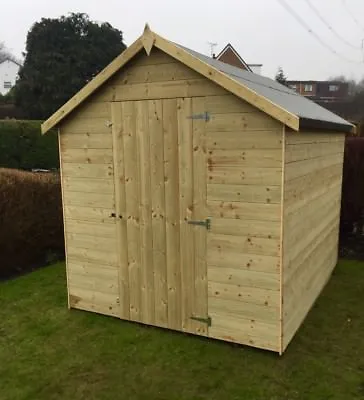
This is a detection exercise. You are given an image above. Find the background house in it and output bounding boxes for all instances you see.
[287,80,349,103]
[215,43,263,74]
[0,58,21,95]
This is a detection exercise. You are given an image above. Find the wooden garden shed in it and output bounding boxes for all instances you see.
[42,25,354,354]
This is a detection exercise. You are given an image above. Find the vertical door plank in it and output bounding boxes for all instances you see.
[111,102,130,320]
[163,98,182,331]
[149,100,168,327]
[122,101,142,322]
[136,100,155,325]
[177,97,194,333]
[192,97,208,336]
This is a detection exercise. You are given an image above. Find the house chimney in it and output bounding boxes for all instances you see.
[212,53,216,59]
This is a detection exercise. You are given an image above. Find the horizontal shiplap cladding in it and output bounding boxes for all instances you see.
[208,280,280,307]
[206,130,282,150]
[207,184,281,204]
[207,200,281,221]
[207,149,282,168]
[208,232,280,257]
[285,153,343,182]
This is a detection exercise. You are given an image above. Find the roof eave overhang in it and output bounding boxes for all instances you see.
[299,117,354,134]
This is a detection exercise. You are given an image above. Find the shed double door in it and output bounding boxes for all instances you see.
[111,97,209,335]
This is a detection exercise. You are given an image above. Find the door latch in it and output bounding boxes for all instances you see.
[187,218,211,230]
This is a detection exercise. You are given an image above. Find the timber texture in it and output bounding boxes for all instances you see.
[281,131,345,351]
[55,44,347,354]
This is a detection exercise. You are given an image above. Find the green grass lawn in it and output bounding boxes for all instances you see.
[0,260,363,400]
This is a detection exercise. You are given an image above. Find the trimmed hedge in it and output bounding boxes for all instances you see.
[0,168,64,278]
[340,137,364,241]
[0,120,59,170]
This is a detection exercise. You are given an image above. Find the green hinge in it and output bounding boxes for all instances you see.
[190,316,212,326]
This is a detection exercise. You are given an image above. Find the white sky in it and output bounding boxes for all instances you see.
[1,0,364,80]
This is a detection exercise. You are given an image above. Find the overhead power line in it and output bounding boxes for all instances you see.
[304,0,363,50]
[277,0,363,64]
[342,0,364,33]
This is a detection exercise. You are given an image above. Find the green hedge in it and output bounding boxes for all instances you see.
[0,120,59,170]
[0,168,64,278]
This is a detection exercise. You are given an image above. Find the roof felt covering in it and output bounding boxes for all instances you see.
[178,44,353,132]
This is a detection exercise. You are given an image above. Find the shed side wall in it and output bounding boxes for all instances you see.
[205,96,283,352]
[282,130,345,351]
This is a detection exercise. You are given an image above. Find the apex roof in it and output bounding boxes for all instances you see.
[41,24,354,134]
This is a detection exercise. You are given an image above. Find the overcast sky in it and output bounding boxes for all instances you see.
[2,0,364,81]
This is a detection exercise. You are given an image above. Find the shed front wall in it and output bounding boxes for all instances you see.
[282,130,345,351]
[59,47,283,352]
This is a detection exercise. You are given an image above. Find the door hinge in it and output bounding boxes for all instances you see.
[187,218,211,230]
[187,111,210,121]
[190,315,212,326]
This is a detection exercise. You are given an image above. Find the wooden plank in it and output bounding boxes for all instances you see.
[206,130,283,150]
[122,101,141,323]
[153,32,299,130]
[67,246,118,266]
[208,232,280,257]
[163,98,182,331]
[285,131,343,145]
[208,296,279,323]
[285,219,339,286]
[207,184,281,204]
[63,191,115,208]
[136,100,155,325]
[285,198,340,250]
[70,298,119,317]
[206,112,280,132]
[285,141,344,163]
[207,250,279,273]
[177,97,194,332]
[111,102,130,320]
[285,153,343,181]
[205,94,257,114]
[42,37,144,134]
[207,149,282,168]
[149,99,168,327]
[130,48,177,66]
[66,233,116,252]
[113,62,201,85]
[64,205,115,223]
[208,166,281,186]
[208,266,280,291]
[68,260,118,277]
[60,133,113,149]
[208,281,280,307]
[284,164,342,204]
[282,250,337,350]
[68,273,119,295]
[210,218,280,238]
[63,177,114,194]
[62,163,113,179]
[68,286,119,312]
[62,148,113,164]
[192,96,208,336]
[113,79,226,101]
[209,313,279,352]
[66,219,116,238]
[70,101,110,119]
[58,130,70,308]
[207,200,281,221]
[60,117,110,134]
[279,125,285,354]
